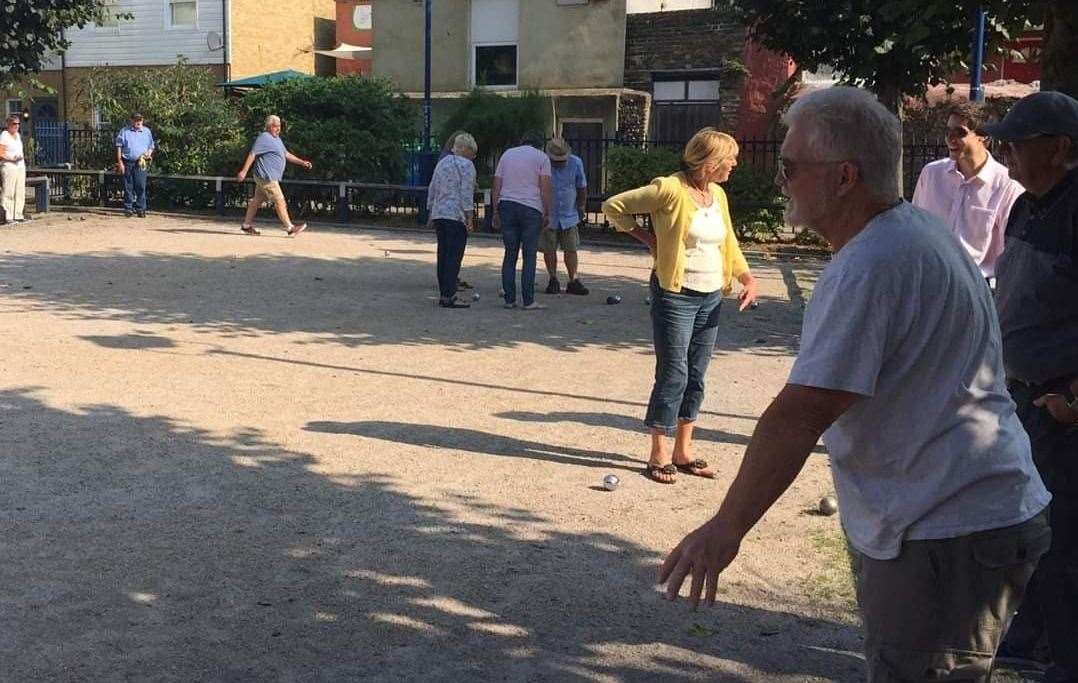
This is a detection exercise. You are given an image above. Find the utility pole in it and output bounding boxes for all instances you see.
[970,5,987,102]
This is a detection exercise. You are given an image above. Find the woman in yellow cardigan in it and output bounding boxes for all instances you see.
[602,128,758,483]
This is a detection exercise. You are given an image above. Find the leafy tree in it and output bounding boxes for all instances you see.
[437,89,549,177]
[240,75,417,183]
[1042,1,1077,98]
[78,60,247,174]
[1,1,123,90]
[718,1,1037,111]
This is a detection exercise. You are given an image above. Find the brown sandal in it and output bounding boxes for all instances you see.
[644,462,678,484]
[674,459,715,479]
[241,225,261,235]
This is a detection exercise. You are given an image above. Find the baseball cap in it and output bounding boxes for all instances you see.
[545,137,571,161]
[979,91,1078,141]
[131,112,144,120]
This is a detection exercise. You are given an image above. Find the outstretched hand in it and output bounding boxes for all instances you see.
[658,519,742,609]
[737,275,759,312]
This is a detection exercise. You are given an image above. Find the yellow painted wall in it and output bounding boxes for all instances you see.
[229,0,336,79]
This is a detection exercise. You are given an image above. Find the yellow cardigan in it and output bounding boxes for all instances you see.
[601,173,750,294]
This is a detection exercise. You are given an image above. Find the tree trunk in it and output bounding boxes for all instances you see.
[1041,0,1078,98]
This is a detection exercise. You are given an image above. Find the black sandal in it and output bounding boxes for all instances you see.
[644,462,677,484]
[674,459,715,478]
[439,298,471,309]
[241,225,261,235]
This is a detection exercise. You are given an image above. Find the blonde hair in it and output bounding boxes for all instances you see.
[681,127,739,174]
[452,132,478,155]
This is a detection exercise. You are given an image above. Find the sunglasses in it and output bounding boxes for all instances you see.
[945,126,974,139]
[776,157,843,184]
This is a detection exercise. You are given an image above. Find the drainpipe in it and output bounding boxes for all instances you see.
[969,5,987,103]
[60,29,68,123]
[423,0,432,151]
[222,0,231,82]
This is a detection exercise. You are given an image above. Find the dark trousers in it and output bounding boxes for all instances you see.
[123,161,148,212]
[499,201,543,306]
[1000,383,1078,679]
[645,272,723,433]
[434,219,468,301]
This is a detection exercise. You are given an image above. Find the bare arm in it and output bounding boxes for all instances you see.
[659,383,862,607]
[491,176,503,230]
[286,150,312,169]
[575,186,587,220]
[540,175,554,228]
[236,152,256,181]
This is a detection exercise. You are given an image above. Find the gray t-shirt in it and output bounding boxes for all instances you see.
[789,201,1049,560]
[251,131,287,182]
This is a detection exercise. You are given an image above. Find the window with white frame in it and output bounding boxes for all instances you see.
[470,0,518,87]
[168,0,196,28]
[6,99,23,118]
[652,77,720,102]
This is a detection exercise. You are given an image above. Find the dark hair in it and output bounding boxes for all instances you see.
[520,130,545,148]
[947,102,992,132]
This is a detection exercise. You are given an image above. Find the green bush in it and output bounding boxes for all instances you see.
[240,75,417,182]
[437,89,549,176]
[723,166,787,242]
[82,59,247,174]
[604,145,680,196]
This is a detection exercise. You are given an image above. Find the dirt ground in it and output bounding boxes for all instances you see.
[0,210,871,682]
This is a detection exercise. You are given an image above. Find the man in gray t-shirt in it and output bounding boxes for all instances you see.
[658,87,1049,681]
[235,114,313,237]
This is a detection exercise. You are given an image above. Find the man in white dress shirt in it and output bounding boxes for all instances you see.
[913,101,1024,285]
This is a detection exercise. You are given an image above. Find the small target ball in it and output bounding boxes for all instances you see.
[645,297,651,305]
[750,301,759,309]
[602,474,620,491]
[606,295,622,305]
[819,495,839,516]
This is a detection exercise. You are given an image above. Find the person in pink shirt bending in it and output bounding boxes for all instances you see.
[492,131,554,310]
[913,102,1025,286]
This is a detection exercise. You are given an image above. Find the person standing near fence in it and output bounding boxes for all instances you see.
[492,131,554,310]
[541,137,589,296]
[236,115,313,237]
[0,115,28,225]
[912,102,1024,287]
[602,128,757,483]
[115,112,154,218]
[427,132,478,309]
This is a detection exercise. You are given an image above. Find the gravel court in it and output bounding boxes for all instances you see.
[0,211,866,682]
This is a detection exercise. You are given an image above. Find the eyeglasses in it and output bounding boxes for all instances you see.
[776,157,844,185]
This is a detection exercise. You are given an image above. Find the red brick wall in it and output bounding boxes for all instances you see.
[335,0,373,76]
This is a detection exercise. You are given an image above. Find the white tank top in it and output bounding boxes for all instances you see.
[682,203,725,292]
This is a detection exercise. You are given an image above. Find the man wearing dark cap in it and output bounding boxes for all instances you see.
[114,112,154,218]
[986,91,1078,680]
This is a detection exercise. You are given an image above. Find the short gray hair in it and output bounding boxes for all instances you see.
[452,132,477,156]
[264,115,281,128]
[783,87,902,204]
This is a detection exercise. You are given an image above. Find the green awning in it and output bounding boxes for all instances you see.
[218,70,312,89]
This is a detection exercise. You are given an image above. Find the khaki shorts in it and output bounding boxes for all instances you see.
[852,510,1050,682]
[253,178,285,205]
[539,225,580,253]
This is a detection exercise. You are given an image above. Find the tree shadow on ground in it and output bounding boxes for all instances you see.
[0,387,862,681]
[493,410,829,456]
[0,235,806,356]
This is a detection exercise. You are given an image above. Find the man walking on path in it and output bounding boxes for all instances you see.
[659,87,1050,682]
[987,91,1078,682]
[115,113,154,218]
[541,137,589,296]
[236,115,313,237]
[492,131,553,310]
[913,102,1024,285]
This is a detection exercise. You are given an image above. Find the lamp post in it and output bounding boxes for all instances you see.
[970,5,987,102]
[423,0,433,152]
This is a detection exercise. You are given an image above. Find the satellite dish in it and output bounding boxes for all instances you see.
[207,31,223,51]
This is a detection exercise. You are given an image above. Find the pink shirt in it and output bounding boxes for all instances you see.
[912,155,1025,278]
[494,145,551,214]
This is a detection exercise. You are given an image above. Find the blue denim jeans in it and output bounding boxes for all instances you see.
[499,200,543,306]
[645,273,723,433]
[123,161,148,212]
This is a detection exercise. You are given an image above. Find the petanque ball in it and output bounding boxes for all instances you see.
[472,292,480,302]
[819,495,839,516]
[750,301,760,309]
[602,474,620,491]
[645,297,651,305]
[606,295,622,305]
